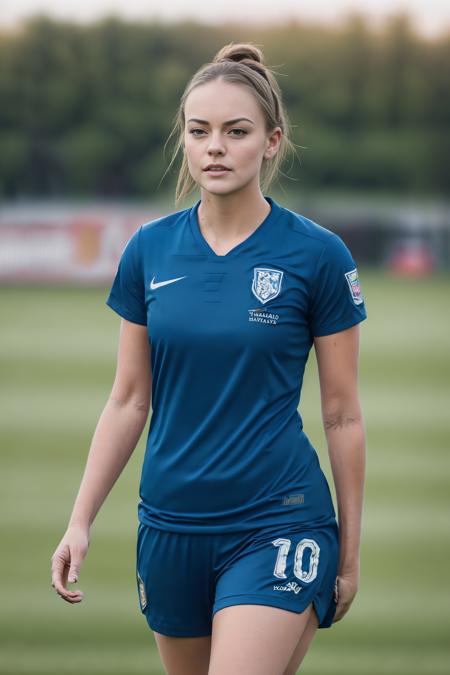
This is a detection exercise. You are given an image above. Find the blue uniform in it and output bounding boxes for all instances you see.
[106,195,367,634]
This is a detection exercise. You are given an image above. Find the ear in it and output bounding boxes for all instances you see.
[264,145,278,160]
[264,127,282,159]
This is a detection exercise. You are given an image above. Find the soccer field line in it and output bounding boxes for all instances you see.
[2,382,449,431]
[1,498,449,539]
[0,645,163,675]
[364,455,450,475]
[1,580,449,621]
[1,637,449,675]
[304,647,450,675]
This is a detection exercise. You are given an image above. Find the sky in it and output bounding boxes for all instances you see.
[0,0,449,38]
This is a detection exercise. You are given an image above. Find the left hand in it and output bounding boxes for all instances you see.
[332,569,359,623]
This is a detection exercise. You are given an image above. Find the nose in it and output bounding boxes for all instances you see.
[207,130,226,156]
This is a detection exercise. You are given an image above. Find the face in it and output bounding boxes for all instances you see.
[183,78,282,196]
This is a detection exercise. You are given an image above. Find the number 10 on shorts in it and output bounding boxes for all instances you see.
[272,537,320,583]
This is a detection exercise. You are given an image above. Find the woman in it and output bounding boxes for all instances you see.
[51,42,367,675]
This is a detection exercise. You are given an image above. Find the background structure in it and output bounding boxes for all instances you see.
[1,4,449,674]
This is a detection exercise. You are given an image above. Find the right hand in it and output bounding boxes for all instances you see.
[51,525,90,604]
[332,569,360,623]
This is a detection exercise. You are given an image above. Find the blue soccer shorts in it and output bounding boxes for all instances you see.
[135,519,340,637]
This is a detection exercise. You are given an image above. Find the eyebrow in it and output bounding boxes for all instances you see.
[187,117,255,126]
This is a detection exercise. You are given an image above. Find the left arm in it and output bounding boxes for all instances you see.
[314,323,366,621]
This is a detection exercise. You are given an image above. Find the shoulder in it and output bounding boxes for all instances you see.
[140,204,190,239]
[276,202,340,256]
[278,205,345,262]
[123,204,191,263]
[275,201,358,283]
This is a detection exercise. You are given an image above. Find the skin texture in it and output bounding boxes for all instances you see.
[184,78,282,255]
[51,78,366,674]
[154,602,319,675]
[313,325,365,623]
[51,319,151,601]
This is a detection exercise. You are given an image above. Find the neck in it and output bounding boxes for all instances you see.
[198,186,270,239]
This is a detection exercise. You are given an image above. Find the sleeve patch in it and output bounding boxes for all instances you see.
[344,268,364,305]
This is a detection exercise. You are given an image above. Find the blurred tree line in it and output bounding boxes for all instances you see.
[0,12,448,200]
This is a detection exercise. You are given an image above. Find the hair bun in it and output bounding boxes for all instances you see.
[213,42,265,66]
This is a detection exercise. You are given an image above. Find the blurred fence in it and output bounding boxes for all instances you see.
[0,201,162,284]
[0,197,449,284]
[299,196,450,275]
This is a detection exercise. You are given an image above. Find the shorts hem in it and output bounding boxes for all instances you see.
[145,614,211,638]
[213,593,313,617]
[212,593,335,629]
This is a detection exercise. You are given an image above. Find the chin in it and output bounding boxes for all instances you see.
[199,179,235,193]
[200,178,257,197]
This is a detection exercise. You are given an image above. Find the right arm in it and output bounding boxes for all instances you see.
[51,318,152,604]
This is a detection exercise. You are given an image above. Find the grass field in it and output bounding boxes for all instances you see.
[1,268,449,675]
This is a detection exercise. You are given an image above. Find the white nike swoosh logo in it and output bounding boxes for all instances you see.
[150,275,186,289]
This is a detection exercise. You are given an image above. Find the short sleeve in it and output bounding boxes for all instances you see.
[308,234,367,337]
[105,225,147,326]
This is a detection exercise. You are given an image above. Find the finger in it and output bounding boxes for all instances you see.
[58,589,85,604]
[61,562,82,599]
[333,604,344,622]
[68,557,81,584]
[51,550,81,600]
[53,576,84,602]
[334,598,351,622]
[51,549,69,596]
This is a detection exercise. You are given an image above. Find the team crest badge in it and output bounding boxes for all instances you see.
[344,268,364,305]
[137,571,147,611]
[252,267,284,304]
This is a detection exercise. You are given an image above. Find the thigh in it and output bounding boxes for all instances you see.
[136,523,216,637]
[153,632,211,675]
[209,602,316,675]
[282,602,320,675]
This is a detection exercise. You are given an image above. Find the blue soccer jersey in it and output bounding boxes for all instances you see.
[106,196,367,533]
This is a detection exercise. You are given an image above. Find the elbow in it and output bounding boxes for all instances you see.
[321,396,363,431]
[108,393,151,416]
[132,397,151,415]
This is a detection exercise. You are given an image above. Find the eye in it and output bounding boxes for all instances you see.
[188,128,248,137]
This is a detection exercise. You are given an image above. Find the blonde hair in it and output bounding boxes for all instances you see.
[160,41,298,206]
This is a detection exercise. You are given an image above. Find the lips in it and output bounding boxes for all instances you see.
[204,165,231,171]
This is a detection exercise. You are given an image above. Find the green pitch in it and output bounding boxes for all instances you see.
[0,269,449,674]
